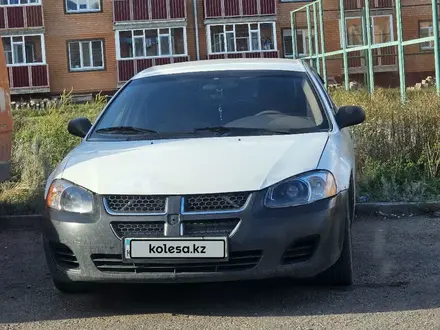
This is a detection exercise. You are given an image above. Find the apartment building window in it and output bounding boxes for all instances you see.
[0,0,39,5]
[1,35,45,65]
[282,28,315,58]
[65,0,100,13]
[116,27,186,59]
[68,40,105,71]
[419,21,440,51]
[341,15,394,47]
[208,22,276,54]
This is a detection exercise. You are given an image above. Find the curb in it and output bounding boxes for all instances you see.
[355,202,440,216]
[1,202,440,229]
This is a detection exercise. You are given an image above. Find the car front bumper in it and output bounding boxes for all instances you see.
[42,190,349,284]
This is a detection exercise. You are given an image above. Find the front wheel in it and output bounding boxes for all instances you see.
[316,199,353,286]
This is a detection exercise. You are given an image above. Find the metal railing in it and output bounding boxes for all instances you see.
[290,0,440,103]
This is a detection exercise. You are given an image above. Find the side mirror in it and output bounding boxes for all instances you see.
[335,106,366,129]
[68,117,92,138]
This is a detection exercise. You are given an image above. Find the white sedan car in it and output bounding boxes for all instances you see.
[42,58,365,293]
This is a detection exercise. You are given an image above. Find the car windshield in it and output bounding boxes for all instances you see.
[89,70,330,140]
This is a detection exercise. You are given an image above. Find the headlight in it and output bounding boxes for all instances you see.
[46,179,94,214]
[264,170,337,208]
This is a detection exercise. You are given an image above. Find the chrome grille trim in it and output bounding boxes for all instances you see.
[103,196,168,216]
[103,192,252,216]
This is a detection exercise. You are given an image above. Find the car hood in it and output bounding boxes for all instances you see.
[59,133,329,195]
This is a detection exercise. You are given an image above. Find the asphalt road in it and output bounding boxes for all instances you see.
[1,215,440,330]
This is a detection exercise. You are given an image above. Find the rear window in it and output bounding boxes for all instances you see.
[90,70,330,140]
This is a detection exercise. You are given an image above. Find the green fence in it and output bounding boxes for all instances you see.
[290,0,440,103]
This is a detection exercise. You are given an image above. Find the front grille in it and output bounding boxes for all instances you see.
[104,195,167,214]
[182,219,240,237]
[281,235,320,265]
[91,250,262,273]
[110,222,164,239]
[183,192,250,213]
[51,243,79,269]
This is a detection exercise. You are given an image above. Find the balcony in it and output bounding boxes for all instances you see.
[208,51,278,59]
[347,46,397,73]
[2,33,49,93]
[343,0,393,10]
[204,0,276,19]
[0,5,43,30]
[117,56,189,84]
[7,64,49,94]
[113,0,185,23]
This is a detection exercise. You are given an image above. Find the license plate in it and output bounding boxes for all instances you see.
[124,237,228,260]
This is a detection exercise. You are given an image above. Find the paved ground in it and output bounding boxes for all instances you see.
[1,216,440,330]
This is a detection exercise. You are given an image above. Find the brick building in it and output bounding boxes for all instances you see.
[0,0,437,96]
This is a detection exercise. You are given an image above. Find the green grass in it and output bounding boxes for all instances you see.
[0,92,104,215]
[0,88,439,215]
[332,88,440,203]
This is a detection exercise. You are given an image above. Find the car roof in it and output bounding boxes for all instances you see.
[131,58,307,80]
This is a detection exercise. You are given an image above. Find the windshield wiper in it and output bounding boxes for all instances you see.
[95,126,158,134]
[194,126,235,134]
[193,126,292,135]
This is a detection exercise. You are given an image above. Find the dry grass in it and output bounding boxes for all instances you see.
[332,88,440,202]
[0,92,104,215]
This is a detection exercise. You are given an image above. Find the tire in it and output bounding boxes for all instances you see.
[316,194,353,286]
[53,279,91,294]
[348,175,355,224]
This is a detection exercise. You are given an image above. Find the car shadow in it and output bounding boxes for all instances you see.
[1,216,440,324]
